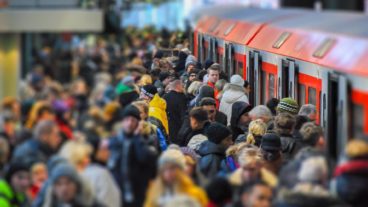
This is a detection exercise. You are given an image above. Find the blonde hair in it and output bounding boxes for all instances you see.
[138,74,153,86]
[238,147,264,167]
[187,81,202,96]
[58,140,93,168]
[345,139,368,158]
[132,100,149,115]
[246,119,267,145]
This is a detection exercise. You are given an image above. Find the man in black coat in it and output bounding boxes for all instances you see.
[163,80,188,144]
[107,105,158,207]
[199,97,227,125]
[198,122,233,178]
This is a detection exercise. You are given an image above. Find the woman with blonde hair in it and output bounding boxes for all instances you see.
[144,147,208,207]
[246,119,267,147]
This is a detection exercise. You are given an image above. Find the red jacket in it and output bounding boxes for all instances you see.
[207,81,219,108]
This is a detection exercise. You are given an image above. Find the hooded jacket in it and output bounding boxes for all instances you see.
[230,102,252,140]
[220,84,249,125]
[198,141,227,178]
[0,179,28,207]
[149,94,169,137]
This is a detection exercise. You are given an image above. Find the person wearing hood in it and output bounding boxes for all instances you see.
[231,102,252,142]
[220,75,249,125]
[0,158,32,207]
[198,122,233,178]
[140,84,170,143]
[144,147,208,207]
[41,163,101,207]
[190,85,215,109]
[163,80,188,144]
[108,104,158,207]
[180,55,198,85]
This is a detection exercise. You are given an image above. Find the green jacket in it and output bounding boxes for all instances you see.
[0,180,27,207]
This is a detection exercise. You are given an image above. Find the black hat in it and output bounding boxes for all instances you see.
[119,104,141,121]
[261,133,281,151]
[159,72,171,82]
[141,85,157,99]
[206,123,232,144]
[5,157,33,182]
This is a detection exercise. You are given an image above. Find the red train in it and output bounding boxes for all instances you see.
[192,6,368,160]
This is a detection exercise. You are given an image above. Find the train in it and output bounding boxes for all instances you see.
[191,6,368,160]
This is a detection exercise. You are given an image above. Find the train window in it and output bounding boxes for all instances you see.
[262,71,267,103]
[219,54,223,65]
[273,32,291,49]
[269,73,275,98]
[224,23,236,36]
[313,38,336,58]
[353,104,366,138]
[308,87,317,105]
[237,61,244,76]
[299,84,306,105]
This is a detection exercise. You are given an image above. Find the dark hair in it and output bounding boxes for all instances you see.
[189,107,208,123]
[208,63,221,72]
[244,80,250,88]
[239,180,270,195]
[199,97,216,107]
[274,113,296,135]
[206,177,233,205]
[150,69,161,77]
[261,149,281,162]
[300,122,323,147]
[37,105,54,117]
[197,70,207,82]
[266,98,279,116]
[294,115,309,131]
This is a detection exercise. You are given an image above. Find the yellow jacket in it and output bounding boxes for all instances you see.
[144,173,208,207]
[148,94,169,135]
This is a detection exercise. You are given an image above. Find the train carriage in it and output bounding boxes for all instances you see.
[193,7,368,160]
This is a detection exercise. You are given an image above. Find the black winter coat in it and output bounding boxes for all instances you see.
[108,133,158,207]
[280,134,298,162]
[230,102,252,141]
[163,91,188,143]
[177,118,210,146]
[198,141,226,178]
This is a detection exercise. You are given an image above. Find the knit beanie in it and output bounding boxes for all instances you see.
[115,83,133,95]
[5,158,32,182]
[119,104,141,121]
[206,123,232,144]
[158,148,186,170]
[141,85,157,99]
[230,75,244,88]
[50,163,80,186]
[277,97,299,115]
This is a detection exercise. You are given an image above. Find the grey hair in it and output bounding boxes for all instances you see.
[298,156,328,184]
[34,120,56,139]
[298,104,317,117]
[249,105,273,119]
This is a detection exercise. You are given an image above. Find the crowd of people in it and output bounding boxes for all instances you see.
[0,30,367,207]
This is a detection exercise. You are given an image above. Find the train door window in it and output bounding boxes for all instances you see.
[353,104,365,138]
[237,61,244,76]
[262,71,267,103]
[204,45,208,60]
[299,84,306,105]
[269,73,275,99]
[308,87,317,105]
[219,54,223,65]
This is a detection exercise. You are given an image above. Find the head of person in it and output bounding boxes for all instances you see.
[249,105,273,125]
[199,97,217,122]
[2,96,21,121]
[274,113,296,136]
[231,101,253,128]
[207,63,221,84]
[206,177,233,206]
[196,85,215,106]
[34,120,61,151]
[277,97,299,116]
[238,148,264,183]
[185,61,197,73]
[30,162,48,188]
[187,81,202,97]
[188,70,199,82]
[0,137,10,166]
[266,98,279,116]
[158,147,186,186]
[300,122,325,150]
[119,104,141,136]
[298,104,317,122]
[167,79,184,93]
[298,156,328,186]
[246,119,267,147]
[230,75,245,89]
[294,115,309,132]
[50,163,81,204]
[239,180,272,207]
[260,133,282,163]
[180,147,198,177]
[37,104,56,123]
[244,80,251,95]
[139,84,158,102]
[5,158,32,194]
[58,140,92,172]
[159,72,172,87]
[206,122,233,148]
[189,107,208,130]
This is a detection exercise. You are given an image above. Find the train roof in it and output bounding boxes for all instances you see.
[195,7,368,77]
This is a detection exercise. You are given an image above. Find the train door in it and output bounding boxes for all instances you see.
[321,72,350,162]
[278,59,297,99]
[247,51,262,106]
[211,38,217,62]
[225,42,234,77]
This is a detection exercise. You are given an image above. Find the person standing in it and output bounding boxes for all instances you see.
[108,104,158,207]
[206,64,221,108]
